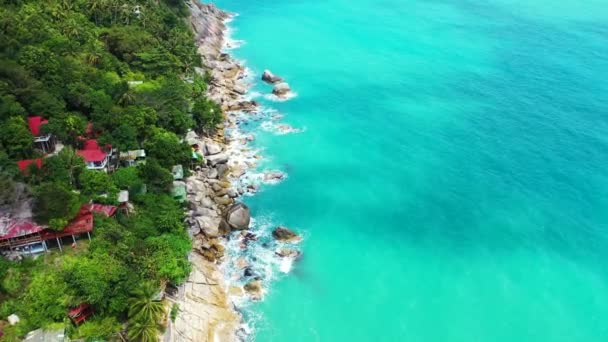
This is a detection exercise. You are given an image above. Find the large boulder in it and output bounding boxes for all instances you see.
[272,82,291,97]
[225,202,250,230]
[195,216,221,237]
[204,141,223,155]
[243,280,263,300]
[261,69,283,84]
[206,153,228,166]
[275,248,301,258]
[272,226,301,242]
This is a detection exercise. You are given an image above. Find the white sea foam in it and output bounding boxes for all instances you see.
[217,13,304,341]
[263,91,298,102]
[279,257,293,273]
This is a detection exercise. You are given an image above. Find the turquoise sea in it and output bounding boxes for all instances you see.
[212,0,608,340]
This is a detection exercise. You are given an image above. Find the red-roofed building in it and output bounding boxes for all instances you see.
[0,216,46,255]
[16,159,42,175]
[77,139,111,171]
[27,116,55,153]
[1,203,117,258]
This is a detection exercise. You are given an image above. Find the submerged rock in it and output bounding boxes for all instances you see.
[272,226,301,242]
[275,248,301,258]
[272,82,291,97]
[243,280,263,300]
[225,202,251,230]
[264,171,285,182]
[261,69,283,84]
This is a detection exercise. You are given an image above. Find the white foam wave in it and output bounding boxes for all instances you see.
[260,121,304,135]
[263,91,298,102]
[279,257,293,273]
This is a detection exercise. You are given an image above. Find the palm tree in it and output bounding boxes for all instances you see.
[118,90,137,106]
[128,282,165,326]
[127,319,162,342]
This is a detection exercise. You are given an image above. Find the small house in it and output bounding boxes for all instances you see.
[119,149,146,167]
[77,139,111,171]
[28,116,56,153]
[1,204,117,257]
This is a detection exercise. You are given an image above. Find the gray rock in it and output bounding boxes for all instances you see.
[261,69,283,84]
[272,82,291,96]
[243,280,263,300]
[196,216,221,237]
[264,171,285,182]
[219,219,232,236]
[194,207,217,217]
[225,202,250,230]
[275,248,301,258]
[214,196,232,206]
[200,197,215,209]
[217,164,229,178]
[207,153,228,166]
[207,168,219,179]
[228,188,238,198]
[233,85,247,95]
[204,141,222,155]
[272,226,300,242]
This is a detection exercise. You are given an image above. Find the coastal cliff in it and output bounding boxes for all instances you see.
[167,2,250,341]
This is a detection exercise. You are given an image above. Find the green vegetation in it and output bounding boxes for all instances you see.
[0,0,222,340]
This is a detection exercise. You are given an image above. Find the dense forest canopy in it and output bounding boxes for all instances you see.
[0,0,221,340]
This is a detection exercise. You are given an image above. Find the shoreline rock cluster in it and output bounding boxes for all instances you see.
[169,2,302,342]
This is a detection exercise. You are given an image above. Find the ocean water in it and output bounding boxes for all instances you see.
[211,0,608,340]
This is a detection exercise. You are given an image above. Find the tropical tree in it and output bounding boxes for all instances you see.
[127,282,165,341]
[127,318,162,342]
[0,116,33,159]
[128,282,165,324]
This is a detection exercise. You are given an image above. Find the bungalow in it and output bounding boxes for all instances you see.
[119,149,146,167]
[27,116,55,153]
[0,204,117,258]
[77,139,111,171]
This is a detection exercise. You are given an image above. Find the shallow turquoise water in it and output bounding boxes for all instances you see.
[211,0,608,340]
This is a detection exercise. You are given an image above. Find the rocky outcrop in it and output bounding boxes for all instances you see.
[262,69,283,84]
[275,248,301,258]
[225,202,250,230]
[188,1,230,63]
[198,238,226,262]
[169,254,240,342]
[272,82,291,97]
[204,141,222,155]
[243,280,263,300]
[206,153,228,166]
[272,226,301,242]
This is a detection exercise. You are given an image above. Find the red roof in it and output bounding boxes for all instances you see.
[41,204,117,240]
[83,139,99,150]
[28,116,49,136]
[16,159,43,172]
[82,203,118,217]
[1,203,116,243]
[68,303,91,318]
[77,139,108,162]
[0,216,45,242]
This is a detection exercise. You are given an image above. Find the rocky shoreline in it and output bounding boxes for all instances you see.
[166,2,301,341]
